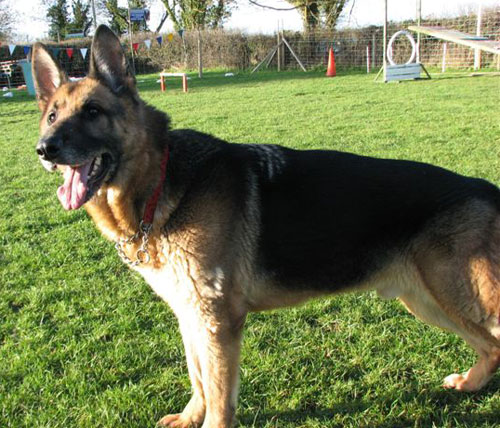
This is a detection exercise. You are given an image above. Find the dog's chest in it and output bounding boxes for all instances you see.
[136,263,189,314]
[133,245,227,327]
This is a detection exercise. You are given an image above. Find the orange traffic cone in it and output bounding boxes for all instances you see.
[326,47,336,77]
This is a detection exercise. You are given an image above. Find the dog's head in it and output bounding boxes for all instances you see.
[32,25,139,211]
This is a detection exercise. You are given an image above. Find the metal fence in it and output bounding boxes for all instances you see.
[282,7,500,71]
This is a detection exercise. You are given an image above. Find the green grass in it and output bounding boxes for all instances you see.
[1,70,500,427]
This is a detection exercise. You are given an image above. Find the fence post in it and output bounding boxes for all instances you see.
[441,42,447,73]
[127,2,136,74]
[372,33,376,68]
[474,3,482,71]
[366,45,370,73]
[383,0,388,82]
[416,0,421,63]
[277,25,281,72]
[197,29,203,78]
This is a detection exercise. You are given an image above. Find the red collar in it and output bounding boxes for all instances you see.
[142,144,170,225]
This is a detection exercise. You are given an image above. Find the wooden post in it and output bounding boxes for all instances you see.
[416,0,421,63]
[197,29,203,78]
[366,45,370,73]
[181,31,188,68]
[251,46,278,73]
[127,1,136,74]
[280,31,285,69]
[277,23,281,72]
[372,33,376,67]
[383,0,387,82]
[282,37,307,72]
[91,0,98,32]
[474,3,482,70]
[441,42,447,73]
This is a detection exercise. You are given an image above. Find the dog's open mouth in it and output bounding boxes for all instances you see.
[57,153,113,210]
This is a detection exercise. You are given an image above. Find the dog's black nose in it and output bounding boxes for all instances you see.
[36,138,62,161]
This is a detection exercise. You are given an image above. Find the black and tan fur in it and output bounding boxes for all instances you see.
[32,26,500,427]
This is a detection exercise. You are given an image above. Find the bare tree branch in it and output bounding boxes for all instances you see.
[155,11,169,33]
[247,0,300,11]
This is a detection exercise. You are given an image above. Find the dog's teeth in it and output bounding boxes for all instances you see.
[88,156,102,179]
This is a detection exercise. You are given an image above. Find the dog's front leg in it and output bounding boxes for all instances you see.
[158,307,245,428]
[198,318,244,428]
[158,320,207,427]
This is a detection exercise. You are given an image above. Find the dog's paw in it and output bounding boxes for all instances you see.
[157,413,201,427]
[443,373,475,391]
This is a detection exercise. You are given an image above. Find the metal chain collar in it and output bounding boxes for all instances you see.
[115,221,152,267]
[114,145,170,267]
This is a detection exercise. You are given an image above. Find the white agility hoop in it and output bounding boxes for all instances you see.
[387,30,417,65]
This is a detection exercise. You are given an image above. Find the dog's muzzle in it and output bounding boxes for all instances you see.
[36,137,62,161]
[36,138,59,172]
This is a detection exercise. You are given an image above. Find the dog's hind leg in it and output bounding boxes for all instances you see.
[440,250,500,391]
[443,347,500,391]
[404,212,500,391]
[400,278,500,392]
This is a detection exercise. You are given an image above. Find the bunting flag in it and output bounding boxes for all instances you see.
[23,46,31,56]
[51,48,60,57]
[144,39,151,50]
[80,48,88,59]
[178,29,184,38]
[167,33,174,42]
[132,42,139,53]
[8,44,16,55]
[66,48,74,59]
[156,36,163,46]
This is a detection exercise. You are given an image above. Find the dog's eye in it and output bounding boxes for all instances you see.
[47,111,57,125]
[86,105,101,118]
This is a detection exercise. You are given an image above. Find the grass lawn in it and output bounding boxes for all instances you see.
[1,69,500,427]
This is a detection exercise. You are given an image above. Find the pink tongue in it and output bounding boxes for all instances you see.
[57,162,93,210]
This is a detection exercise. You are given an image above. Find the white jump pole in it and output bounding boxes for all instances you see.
[383,0,388,82]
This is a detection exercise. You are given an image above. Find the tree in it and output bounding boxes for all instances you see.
[159,0,235,31]
[45,0,95,40]
[68,0,93,35]
[47,0,70,41]
[288,0,349,31]
[322,0,348,28]
[206,0,235,28]
[0,0,17,40]
[250,0,349,32]
[99,0,150,35]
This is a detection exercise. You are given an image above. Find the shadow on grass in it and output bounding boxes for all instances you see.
[239,380,500,427]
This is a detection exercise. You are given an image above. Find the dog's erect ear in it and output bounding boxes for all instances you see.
[32,43,68,111]
[89,25,135,94]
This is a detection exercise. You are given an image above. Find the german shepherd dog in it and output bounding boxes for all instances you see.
[32,26,500,427]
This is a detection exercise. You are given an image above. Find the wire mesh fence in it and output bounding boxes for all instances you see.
[1,5,498,89]
[282,6,500,71]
